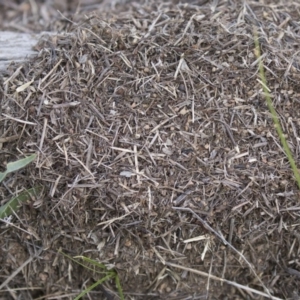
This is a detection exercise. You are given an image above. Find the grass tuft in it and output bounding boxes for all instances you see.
[253,28,300,189]
[60,251,125,300]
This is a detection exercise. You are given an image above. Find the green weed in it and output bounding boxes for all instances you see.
[0,154,42,219]
[60,251,125,300]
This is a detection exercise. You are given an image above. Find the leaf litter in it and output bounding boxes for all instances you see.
[1,0,300,299]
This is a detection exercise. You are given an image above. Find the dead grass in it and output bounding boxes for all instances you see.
[1,0,300,299]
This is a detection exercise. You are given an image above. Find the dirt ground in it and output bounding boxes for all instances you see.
[1,0,300,299]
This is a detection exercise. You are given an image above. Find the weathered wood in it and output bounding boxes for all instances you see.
[0,32,42,73]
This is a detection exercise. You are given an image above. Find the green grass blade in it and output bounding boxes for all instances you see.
[59,252,108,275]
[59,252,96,272]
[253,28,300,189]
[73,274,114,300]
[0,186,42,218]
[74,256,108,270]
[0,154,36,183]
[115,273,125,300]
[6,154,36,173]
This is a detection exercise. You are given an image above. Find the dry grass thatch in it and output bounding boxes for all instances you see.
[1,0,300,299]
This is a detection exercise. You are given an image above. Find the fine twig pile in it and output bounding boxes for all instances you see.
[1,0,300,299]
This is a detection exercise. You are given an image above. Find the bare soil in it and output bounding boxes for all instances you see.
[1,0,300,299]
